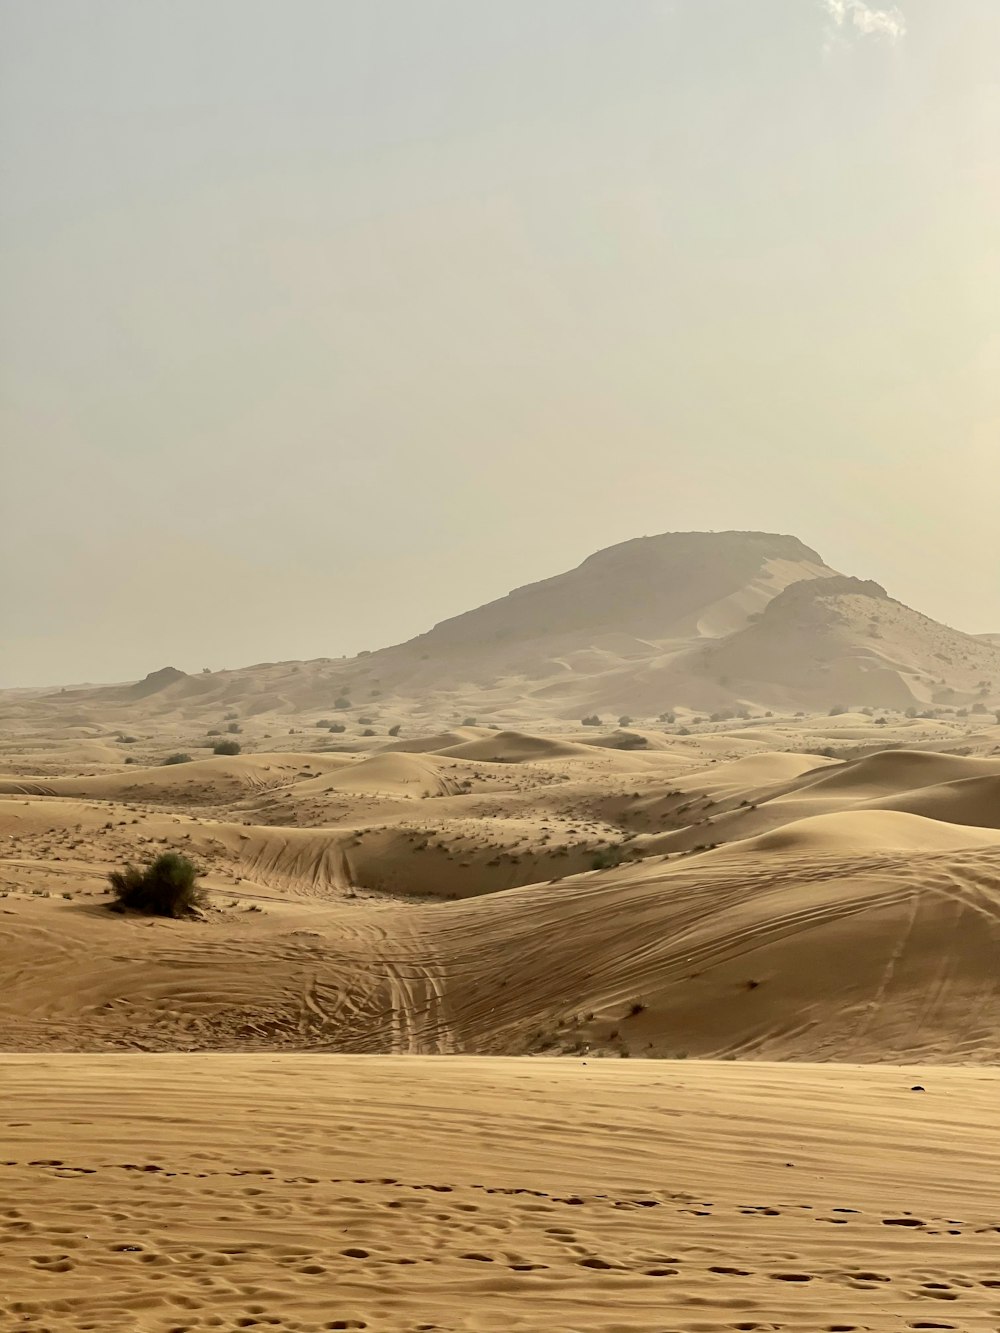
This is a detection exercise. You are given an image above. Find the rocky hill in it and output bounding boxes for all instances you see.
[2,531,997,727]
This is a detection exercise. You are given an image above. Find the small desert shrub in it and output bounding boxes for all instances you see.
[618,715,632,727]
[162,753,192,766]
[614,732,648,750]
[462,717,477,726]
[315,718,330,727]
[206,728,221,737]
[361,728,376,737]
[213,739,241,755]
[335,696,351,710]
[328,722,346,733]
[226,721,242,734]
[581,714,602,727]
[224,710,239,720]
[108,851,205,918]
[828,704,849,716]
[591,844,626,871]
[358,715,375,725]
[388,724,401,736]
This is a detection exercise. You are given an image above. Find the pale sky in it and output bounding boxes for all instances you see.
[1,0,997,686]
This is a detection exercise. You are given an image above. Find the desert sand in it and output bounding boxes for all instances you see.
[3,532,1000,1330]
[4,1056,1000,1332]
[3,725,1000,1060]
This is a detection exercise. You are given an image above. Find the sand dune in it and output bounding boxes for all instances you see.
[438,729,605,762]
[5,1055,1000,1333]
[295,751,475,798]
[0,752,355,803]
[728,807,1000,855]
[4,797,1000,1060]
[3,679,1000,1073]
[871,772,1000,828]
[780,748,1000,798]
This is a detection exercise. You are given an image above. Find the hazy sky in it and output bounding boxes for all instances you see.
[2,0,997,686]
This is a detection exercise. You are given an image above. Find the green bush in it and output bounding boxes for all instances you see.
[108,851,205,918]
[581,714,602,727]
[213,739,241,755]
[614,733,648,750]
[591,844,626,871]
[328,722,346,733]
[162,753,192,766]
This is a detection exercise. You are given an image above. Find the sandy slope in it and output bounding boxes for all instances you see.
[4,719,1000,1059]
[4,1055,1000,1333]
[4,803,1000,1059]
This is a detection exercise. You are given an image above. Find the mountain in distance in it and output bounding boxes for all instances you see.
[5,531,999,725]
[353,531,1000,714]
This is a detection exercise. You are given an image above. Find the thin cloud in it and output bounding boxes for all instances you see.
[822,0,907,43]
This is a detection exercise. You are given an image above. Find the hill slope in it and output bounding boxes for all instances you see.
[692,575,1000,710]
[2,530,997,727]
